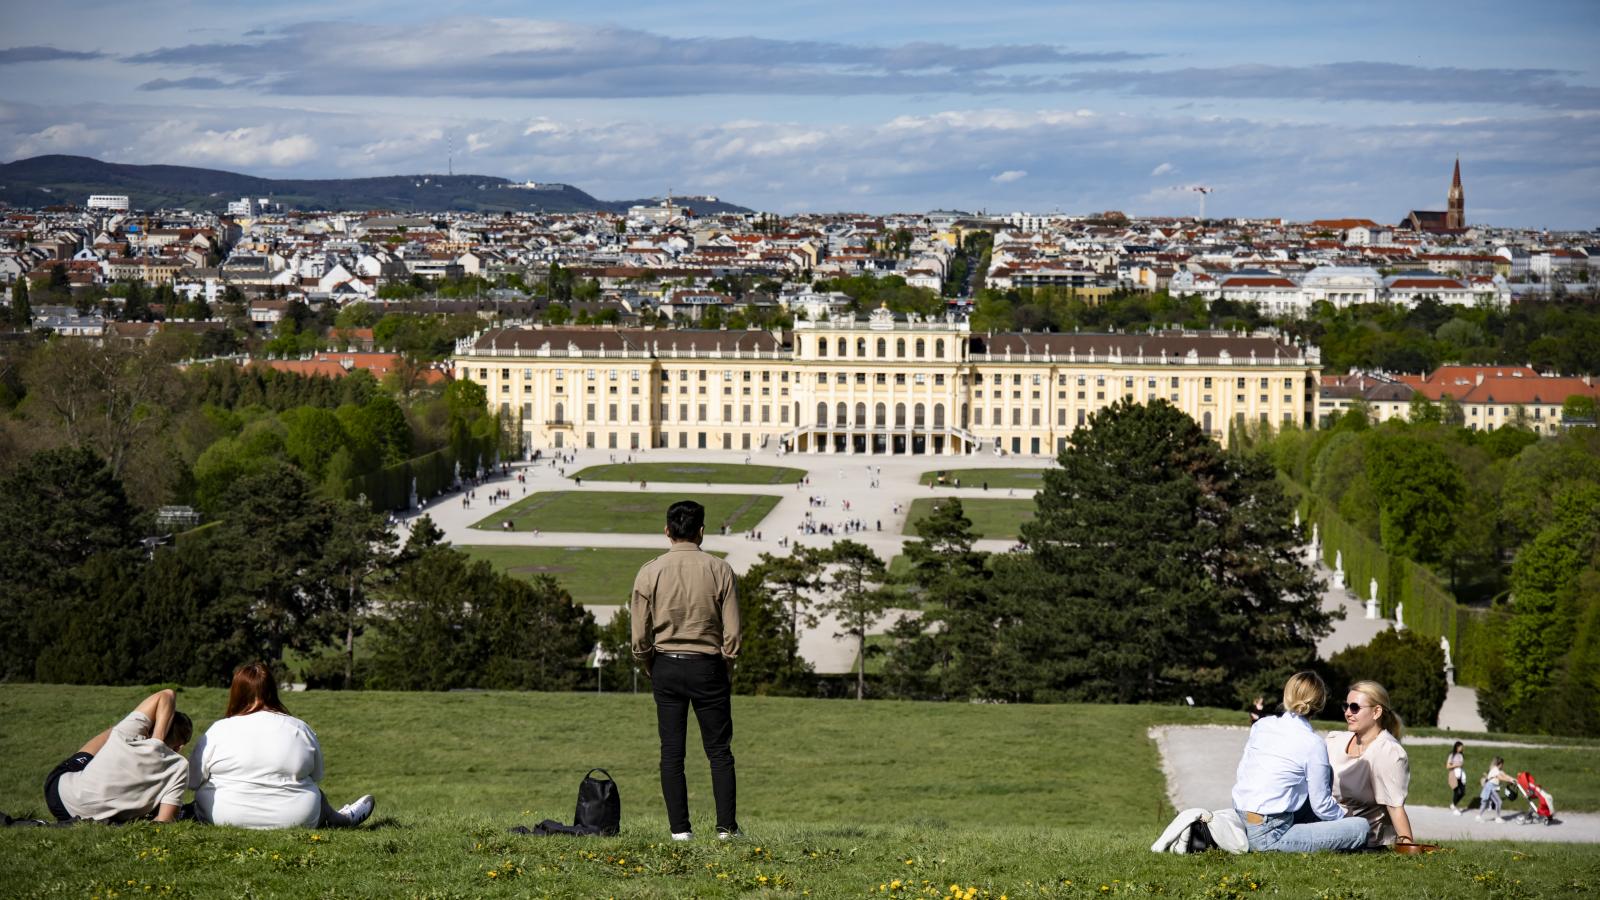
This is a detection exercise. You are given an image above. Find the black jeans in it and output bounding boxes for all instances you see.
[652,654,737,834]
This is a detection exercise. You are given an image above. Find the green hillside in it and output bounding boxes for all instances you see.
[0,155,753,215]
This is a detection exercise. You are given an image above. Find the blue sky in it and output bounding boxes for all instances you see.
[2,0,1597,226]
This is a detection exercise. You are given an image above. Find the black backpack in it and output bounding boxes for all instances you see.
[574,768,621,836]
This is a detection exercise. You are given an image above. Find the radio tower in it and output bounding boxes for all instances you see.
[448,134,454,177]
[1192,186,1212,221]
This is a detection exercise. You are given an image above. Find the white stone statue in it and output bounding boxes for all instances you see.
[1395,602,1405,631]
[1294,510,1301,529]
[1311,523,1319,546]
[1441,636,1455,686]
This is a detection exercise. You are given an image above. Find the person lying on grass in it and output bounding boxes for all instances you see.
[44,688,192,824]
[1231,671,1369,853]
[187,662,375,830]
[1328,680,1418,848]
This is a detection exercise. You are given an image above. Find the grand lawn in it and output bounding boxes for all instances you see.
[459,545,727,605]
[918,468,1050,490]
[572,462,807,485]
[472,491,780,534]
[904,497,1036,540]
[3,685,1598,898]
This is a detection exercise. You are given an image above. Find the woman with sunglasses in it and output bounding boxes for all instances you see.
[1231,671,1370,852]
[1326,680,1416,848]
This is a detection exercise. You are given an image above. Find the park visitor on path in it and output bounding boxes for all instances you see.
[1231,671,1369,853]
[1478,755,1516,821]
[631,500,743,841]
[1446,740,1467,814]
[44,689,192,824]
[187,662,375,830]
[1327,680,1417,848]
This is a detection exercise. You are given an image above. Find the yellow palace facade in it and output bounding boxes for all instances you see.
[451,307,1321,456]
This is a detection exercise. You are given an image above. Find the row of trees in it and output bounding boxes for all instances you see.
[1257,411,1600,735]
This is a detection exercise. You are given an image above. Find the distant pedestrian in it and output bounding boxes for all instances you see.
[631,501,742,841]
[1446,741,1466,814]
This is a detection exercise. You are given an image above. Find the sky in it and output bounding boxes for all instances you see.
[2,0,1598,227]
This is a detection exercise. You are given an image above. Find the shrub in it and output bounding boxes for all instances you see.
[1328,629,1448,728]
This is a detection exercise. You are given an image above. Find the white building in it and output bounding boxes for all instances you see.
[1300,266,1383,307]
[87,195,130,212]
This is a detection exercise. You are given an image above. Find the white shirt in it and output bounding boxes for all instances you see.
[1231,712,1342,820]
[188,711,323,829]
[58,712,188,822]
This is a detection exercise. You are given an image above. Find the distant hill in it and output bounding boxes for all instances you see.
[0,155,752,216]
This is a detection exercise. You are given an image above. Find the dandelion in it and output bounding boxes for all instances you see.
[487,871,498,879]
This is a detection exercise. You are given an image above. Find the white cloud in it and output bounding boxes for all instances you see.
[165,125,318,168]
[1150,162,1175,176]
[991,169,1027,183]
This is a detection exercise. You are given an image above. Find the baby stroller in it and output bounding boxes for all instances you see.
[1511,772,1558,826]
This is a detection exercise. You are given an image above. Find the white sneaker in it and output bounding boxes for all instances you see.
[671,831,693,841]
[337,795,375,827]
[1453,807,1463,816]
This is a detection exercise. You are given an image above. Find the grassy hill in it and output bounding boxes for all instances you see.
[3,685,1598,898]
[0,155,754,215]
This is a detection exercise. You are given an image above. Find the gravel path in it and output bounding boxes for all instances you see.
[1150,725,1600,843]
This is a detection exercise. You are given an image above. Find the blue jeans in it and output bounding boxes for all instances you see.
[1242,808,1369,852]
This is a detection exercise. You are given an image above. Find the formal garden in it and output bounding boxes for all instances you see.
[571,462,807,485]
[918,468,1049,490]
[904,498,1035,540]
[460,545,726,605]
[471,491,781,534]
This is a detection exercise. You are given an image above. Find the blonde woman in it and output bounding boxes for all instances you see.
[1326,680,1416,848]
[1232,672,1369,852]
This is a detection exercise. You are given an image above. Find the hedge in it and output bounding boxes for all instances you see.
[1288,478,1506,688]
[343,433,499,513]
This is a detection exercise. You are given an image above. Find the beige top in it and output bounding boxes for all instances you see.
[631,541,742,662]
[1327,729,1409,847]
[58,712,188,823]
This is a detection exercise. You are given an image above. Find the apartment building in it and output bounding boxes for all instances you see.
[452,307,1320,455]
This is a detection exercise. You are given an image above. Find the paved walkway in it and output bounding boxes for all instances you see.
[1150,725,1600,843]
[397,447,1048,673]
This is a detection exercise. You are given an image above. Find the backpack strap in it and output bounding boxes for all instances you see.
[585,768,613,782]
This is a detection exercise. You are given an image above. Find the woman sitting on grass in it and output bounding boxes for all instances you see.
[1231,671,1370,853]
[187,662,376,830]
[1327,680,1417,848]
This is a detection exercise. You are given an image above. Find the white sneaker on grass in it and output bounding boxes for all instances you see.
[716,827,743,840]
[671,831,694,841]
[338,795,375,827]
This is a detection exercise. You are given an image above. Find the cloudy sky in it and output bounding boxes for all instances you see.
[3,0,1598,226]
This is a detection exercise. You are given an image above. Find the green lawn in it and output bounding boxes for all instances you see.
[471,491,780,534]
[905,498,1036,540]
[919,468,1050,490]
[5,686,1600,898]
[460,545,727,605]
[573,462,807,485]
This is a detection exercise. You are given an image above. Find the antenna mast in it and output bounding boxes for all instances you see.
[448,134,453,177]
[1191,186,1212,221]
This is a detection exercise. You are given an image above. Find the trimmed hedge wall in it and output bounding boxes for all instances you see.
[1290,480,1505,688]
[343,434,499,513]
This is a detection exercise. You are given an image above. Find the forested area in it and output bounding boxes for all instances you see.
[968,288,1600,375]
[1258,411,1600,735]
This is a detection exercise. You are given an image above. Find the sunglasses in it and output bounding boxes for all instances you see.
[1341,703,1370,714]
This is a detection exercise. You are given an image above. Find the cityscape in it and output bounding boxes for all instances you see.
[2,1,1599,893]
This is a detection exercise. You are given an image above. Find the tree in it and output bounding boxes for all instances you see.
[999,399,1331,705]
[729,568,813,695]
[9,276,30,329]
[0,447,142,680]
[323,498,397,688]
[209,463,340,663]
[1364,429,1465,566]
[366,545,491,690]
[21,339,185,480]
[479,573,597,691]
[750,547,824,679]
[815,540,891,700]
[884,497,993,698]
[1327,630,1448,728]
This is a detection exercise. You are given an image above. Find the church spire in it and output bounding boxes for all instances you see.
[1446,157,1465,230]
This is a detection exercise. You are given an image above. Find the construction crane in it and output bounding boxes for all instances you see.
[1192,186,1212,221]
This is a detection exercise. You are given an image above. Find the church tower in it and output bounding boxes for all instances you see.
[1446,157,1465,230]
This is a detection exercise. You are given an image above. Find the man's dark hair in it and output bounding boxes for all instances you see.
[666,500,705,541]
[168,712,193,748]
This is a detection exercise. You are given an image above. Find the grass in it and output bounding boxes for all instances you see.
[471,491,781,534]
[4,686,1600,897]
[905,498,1036,540]
[460,545,727,605]
[919,468,1050,490]
[572,462,807,485]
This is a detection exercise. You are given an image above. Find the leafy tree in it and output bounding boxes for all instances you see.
[282,406,349,480]
[366,545,491,690]
[478,573,596,691]
[999,399,1330,705]
[1326,630,1448,728]
[815,540,891,700]
[750,548,823,678]
[323,498,397,688]
[1364,429,1465,566]
[21,338,185,480]
[729,568,813,695]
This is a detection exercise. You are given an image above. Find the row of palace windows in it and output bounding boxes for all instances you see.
[814,336,949,360]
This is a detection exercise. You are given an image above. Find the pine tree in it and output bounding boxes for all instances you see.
[999,399,1330,705]
[9,277,30,329]
[815,540,891,700]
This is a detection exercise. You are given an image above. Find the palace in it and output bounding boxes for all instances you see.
[451,307,1321,456]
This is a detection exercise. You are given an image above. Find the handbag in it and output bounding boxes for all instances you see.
[574,768,621,836]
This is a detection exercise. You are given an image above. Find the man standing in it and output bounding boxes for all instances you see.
[44,689,192,823]
[632,500,742,840]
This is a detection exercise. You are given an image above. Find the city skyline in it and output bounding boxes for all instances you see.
[2,1,1598,227]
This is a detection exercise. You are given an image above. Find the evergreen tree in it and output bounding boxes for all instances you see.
[730,567,813,696]
[749,547,823,679]
[1000,399,1330,705]
[815,540,891,700]
[9,276,30,329]
[882,498,993,698]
